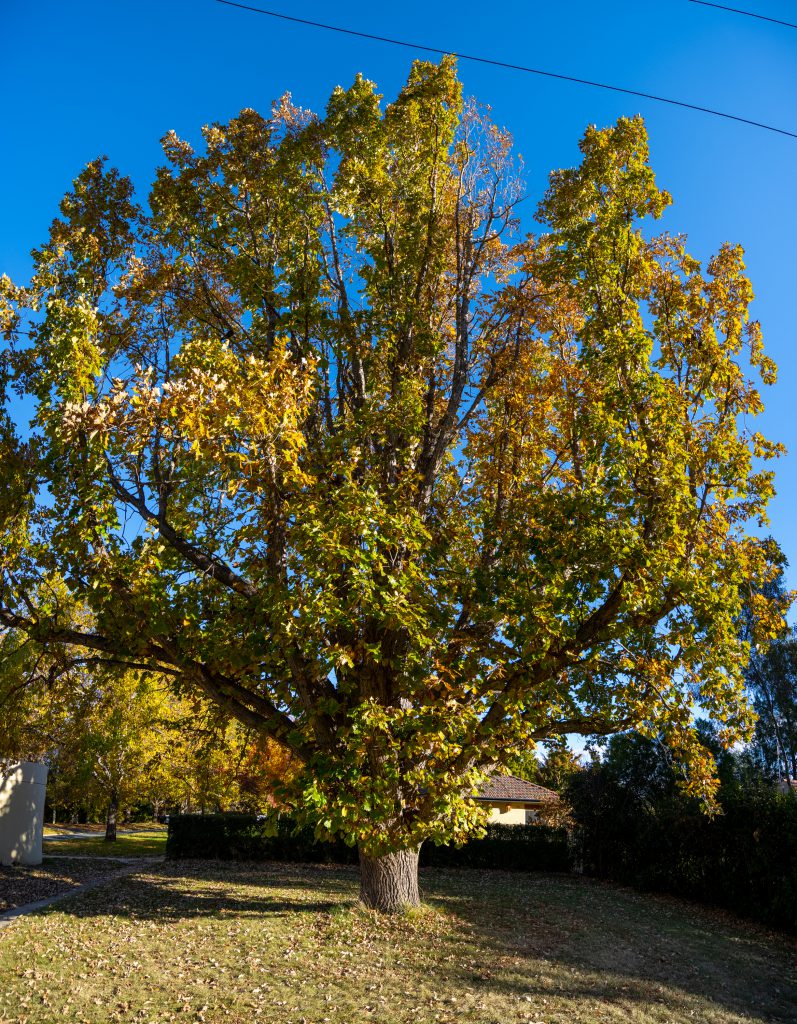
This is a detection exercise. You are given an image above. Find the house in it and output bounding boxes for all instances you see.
[475,774,559,825]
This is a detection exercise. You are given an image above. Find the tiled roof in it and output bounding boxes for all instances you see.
[475,774,559,804]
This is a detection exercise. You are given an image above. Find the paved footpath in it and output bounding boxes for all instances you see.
[43,828,165,841]
[41,831,102,842]
[0,857,164,930]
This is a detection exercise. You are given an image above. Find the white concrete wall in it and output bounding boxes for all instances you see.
[0,761,48,865]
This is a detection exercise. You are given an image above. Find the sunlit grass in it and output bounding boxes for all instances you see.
[1,861,794,1023]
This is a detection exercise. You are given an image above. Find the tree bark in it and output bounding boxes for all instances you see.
[105,790,119,842]
[358,845,421,912]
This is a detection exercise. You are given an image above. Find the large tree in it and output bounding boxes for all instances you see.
[0,59,786,910]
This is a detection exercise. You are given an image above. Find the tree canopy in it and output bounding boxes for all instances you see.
[0,58,787,908]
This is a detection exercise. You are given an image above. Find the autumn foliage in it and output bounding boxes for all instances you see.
[0,58,786,907]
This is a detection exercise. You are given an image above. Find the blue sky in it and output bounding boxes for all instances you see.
[3,0,796,589]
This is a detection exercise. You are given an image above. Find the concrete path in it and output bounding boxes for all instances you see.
[0,857,163,931]
[44,853,162,862]
[43,828,165,841]
[41,831,99,841]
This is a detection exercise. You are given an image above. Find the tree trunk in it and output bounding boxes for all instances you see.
[358,846,421,912]
[105,790,119,842]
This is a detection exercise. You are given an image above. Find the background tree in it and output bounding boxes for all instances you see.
[0,58,786,910]
[506,735,582,791]
[69,670,175,840]
[1,622,294,828]
[747,634,797,783]
[738,549,797,783]
[0,582,92,764]
[1,619,179,838]
[145,712,297,816]
[537,738,583,793]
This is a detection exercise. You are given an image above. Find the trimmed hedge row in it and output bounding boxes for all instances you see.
[166,814,570,872]
[421,823,569,871]
[166,814,357,863]
[567,773,797,933]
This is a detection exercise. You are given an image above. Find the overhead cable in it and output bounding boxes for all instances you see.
[214,0,797,139]
[688,1,797,31]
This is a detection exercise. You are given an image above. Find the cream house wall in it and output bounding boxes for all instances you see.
[486,803,529,825]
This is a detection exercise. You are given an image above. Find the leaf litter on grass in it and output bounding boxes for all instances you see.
[0,857,132,913]
[0,861,794,1024]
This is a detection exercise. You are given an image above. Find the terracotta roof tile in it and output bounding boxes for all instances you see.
[475,774,559,803]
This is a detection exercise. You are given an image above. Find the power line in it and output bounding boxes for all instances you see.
[688,1,797,30]
[214,0,797,140]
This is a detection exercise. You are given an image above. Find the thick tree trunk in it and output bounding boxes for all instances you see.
[358,846,421,912]
[105,790,119,842]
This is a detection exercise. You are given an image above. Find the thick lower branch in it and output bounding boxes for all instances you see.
[0,600,308,759]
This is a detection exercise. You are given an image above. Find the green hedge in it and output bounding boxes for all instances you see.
[421,823,569,871]
[166,814,357,863]
[567,771,797,933]
[166,814,569,872]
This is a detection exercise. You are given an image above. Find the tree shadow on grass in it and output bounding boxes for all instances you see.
[37,858,359,923]
[26,860,797,1023]
[421,867,797,1023]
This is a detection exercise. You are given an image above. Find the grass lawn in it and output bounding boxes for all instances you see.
[0,862,794,1024]
[41,832,168,858]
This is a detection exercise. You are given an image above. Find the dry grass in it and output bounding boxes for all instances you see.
[0,861,794,1024]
